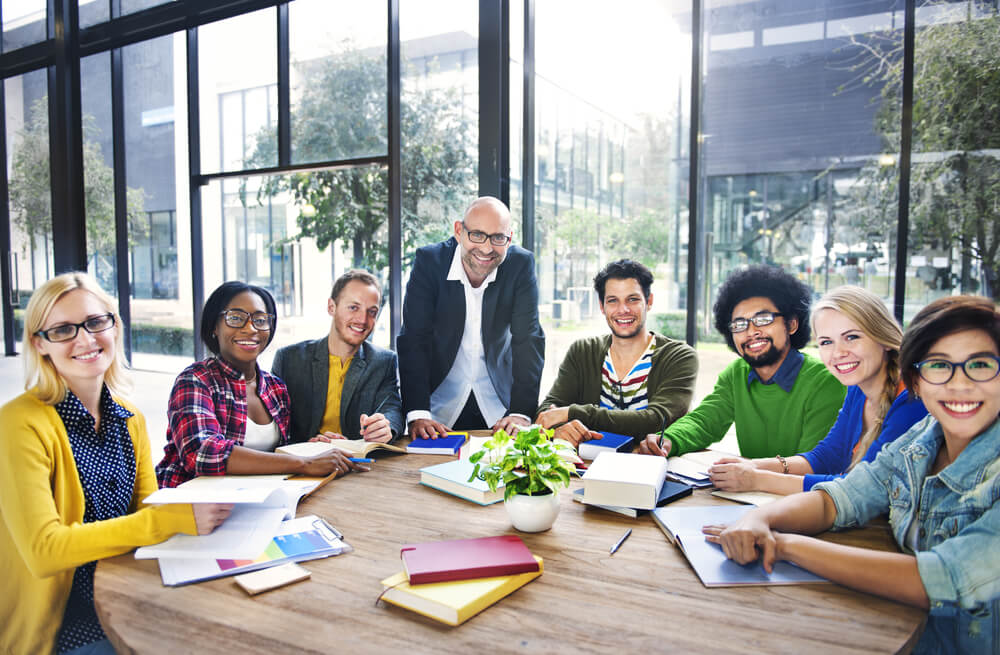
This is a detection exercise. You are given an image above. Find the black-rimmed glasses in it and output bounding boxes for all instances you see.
[462,222,511,246]
[219,309,275,331]
[913,355,1000,385]
[728,311,784,333]
[35,313,116,343]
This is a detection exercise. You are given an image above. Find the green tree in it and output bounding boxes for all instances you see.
[9,98,147,289]
[248,48,475,272]
[855,3,1000,298]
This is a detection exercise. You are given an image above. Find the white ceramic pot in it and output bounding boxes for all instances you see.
[505,490,560,532]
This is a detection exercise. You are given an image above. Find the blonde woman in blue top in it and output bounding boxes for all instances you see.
[706,295,1000,654]
[710,285,927,494]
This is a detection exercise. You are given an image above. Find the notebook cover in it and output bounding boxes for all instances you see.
[400,535,539,585]
[578,432,634,459]
[406,432,468,454]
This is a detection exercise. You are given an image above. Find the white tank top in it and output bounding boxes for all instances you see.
[243,417,280,452]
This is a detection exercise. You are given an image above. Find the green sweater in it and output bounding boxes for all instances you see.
[539,333,698,437]
[664,353,845,458]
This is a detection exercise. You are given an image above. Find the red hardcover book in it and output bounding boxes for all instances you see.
[400,535,539,585]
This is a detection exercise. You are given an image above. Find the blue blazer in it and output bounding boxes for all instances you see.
[396,237,545,420]
[271,337,403,442]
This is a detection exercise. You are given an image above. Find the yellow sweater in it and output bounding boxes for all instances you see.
[0,392,196,655]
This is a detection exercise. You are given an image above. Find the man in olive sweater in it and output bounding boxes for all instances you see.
[638,265,845,460]
[536,260,698,446]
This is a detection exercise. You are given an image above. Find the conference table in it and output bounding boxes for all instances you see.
[95,447,926,654]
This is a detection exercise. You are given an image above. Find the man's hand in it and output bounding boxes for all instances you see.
[553,420,602,448]
[409,418,450,439]
[360,413,392,443]
[535,405,569,429]
[310,431,346,442]
[637,433,672,457]
[492,414,529,434]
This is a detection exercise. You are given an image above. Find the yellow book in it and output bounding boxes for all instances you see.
[379,555,543,625]
[276,440,406,458]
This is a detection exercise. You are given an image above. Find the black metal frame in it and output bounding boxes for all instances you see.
[685,0,703,346]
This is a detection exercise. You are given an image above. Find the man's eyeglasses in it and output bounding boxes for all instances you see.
[913,355,1000,385]
[462,222,511,247]
[728,311,784,333]
[219,309,275,331]
[35,313,116,343]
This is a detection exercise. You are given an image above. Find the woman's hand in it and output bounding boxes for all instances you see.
[708,458,760,491]
[360,413,392,443]
[300,449,369,478]
[702,511,781,571]
[192,503,234,535]
[310,432,346,442]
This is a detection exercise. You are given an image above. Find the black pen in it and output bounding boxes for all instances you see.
[609,528,632,555]
[362,395,391,436]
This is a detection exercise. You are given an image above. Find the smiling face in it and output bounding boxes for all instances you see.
[814,308,889,396]
[600,277,651,341]
[215,291,271,369]
[914,328,1000,445]
[730,296,797,370]
[454,201,512,287]
[329,280,380,351]
[33,289,117,388]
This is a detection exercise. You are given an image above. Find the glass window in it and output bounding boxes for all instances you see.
[5,71,53,351]
[2,1,46,52]
[903,2,1000,314]
[80,0,110,29]
[199,8,278,173]
[123,33,191,369]
[288,0,388,164]
[532,0,690,391]
[699,0,904,340]
[121,0,175,16]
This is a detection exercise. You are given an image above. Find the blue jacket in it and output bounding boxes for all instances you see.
[801,386,927,490]
[816,414,1000,654]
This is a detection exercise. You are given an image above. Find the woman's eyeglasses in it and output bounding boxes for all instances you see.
[219,309,275,331]
[35,313,116,343]
[913,355,1000,385]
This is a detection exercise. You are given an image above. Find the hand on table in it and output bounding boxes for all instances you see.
[535,405,569,429]
[637,433,672,457]
[708,458,759,491]
[192,503,234,535]
[360,413,392,443]
[552,421,602,448]
[492,414,529,435]
[409,418,450,439]
[702,512,781,572]
[300,449,369,478]
[310,432,346,442]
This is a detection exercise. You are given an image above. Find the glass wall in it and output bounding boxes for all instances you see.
[81,52,118,297]
[2,1,46,52]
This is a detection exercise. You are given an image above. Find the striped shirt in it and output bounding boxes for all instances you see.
[600,337,658,411]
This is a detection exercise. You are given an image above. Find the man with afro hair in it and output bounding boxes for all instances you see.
[638,265,844,460]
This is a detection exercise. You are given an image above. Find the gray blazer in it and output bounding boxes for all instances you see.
[271,337,403,442]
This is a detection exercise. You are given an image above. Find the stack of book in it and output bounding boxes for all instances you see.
[379,535,543,626]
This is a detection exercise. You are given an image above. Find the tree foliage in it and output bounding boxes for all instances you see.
[248,48,475,272]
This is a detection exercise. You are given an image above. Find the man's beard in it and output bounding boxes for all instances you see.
[741,339,783,368]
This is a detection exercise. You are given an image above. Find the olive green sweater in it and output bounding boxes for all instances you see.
[664,353,846,458]
[539,333,698,437]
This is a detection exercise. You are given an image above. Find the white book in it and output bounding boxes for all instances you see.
[135,504,287,560]
[142,475,320,520]
[581,452,668,510]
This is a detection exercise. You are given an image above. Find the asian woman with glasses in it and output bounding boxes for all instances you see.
[156,282,363,487]
[709,286,928,495]
[0,273,232,654]
[705,295,1000,653]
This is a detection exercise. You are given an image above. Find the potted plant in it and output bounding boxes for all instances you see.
[468,425,575,532]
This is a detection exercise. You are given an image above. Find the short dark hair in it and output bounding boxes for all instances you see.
[900,295,1000,391]
[712,265,813,352]
[331,269,381,303]
[593,259,654,303]
[201,281,278,355]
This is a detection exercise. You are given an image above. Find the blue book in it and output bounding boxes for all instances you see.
[407,432,468,455]
[651,505,828,587]
[578,431,634,460]
[419,459,504,505]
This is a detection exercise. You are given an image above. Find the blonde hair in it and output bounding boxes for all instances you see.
[23,272,131,405]
[811,286,903,469]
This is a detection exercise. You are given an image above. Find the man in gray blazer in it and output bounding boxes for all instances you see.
[272,269,403,443]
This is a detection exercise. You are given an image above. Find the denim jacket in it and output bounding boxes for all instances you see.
[816,414,1000,655]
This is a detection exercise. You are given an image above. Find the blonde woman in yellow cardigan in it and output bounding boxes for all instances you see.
[0,273,231,655]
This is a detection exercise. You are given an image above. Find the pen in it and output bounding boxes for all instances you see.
[361,396,391,437]
[349,457,375,463]
[609,528,632,555]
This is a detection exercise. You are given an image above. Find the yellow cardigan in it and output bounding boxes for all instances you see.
[0,392,196,655]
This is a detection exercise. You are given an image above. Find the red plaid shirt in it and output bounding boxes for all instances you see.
[156,356,291,488]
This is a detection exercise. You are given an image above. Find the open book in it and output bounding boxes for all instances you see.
[276,439,406,458]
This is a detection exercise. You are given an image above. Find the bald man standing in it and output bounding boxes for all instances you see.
[397,197,545,437]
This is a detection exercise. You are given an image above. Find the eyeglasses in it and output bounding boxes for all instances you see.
[219,309,275,331]
[913,355,1000,385]
[35,313,116,343]
[728,311,784,333]
[462,223,511,246]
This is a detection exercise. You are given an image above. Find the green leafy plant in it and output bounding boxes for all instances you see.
[468,425,576,501]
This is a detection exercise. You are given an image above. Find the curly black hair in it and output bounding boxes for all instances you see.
[593,259,654,303]
[201,281,278,355]
[712,265,813,352]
